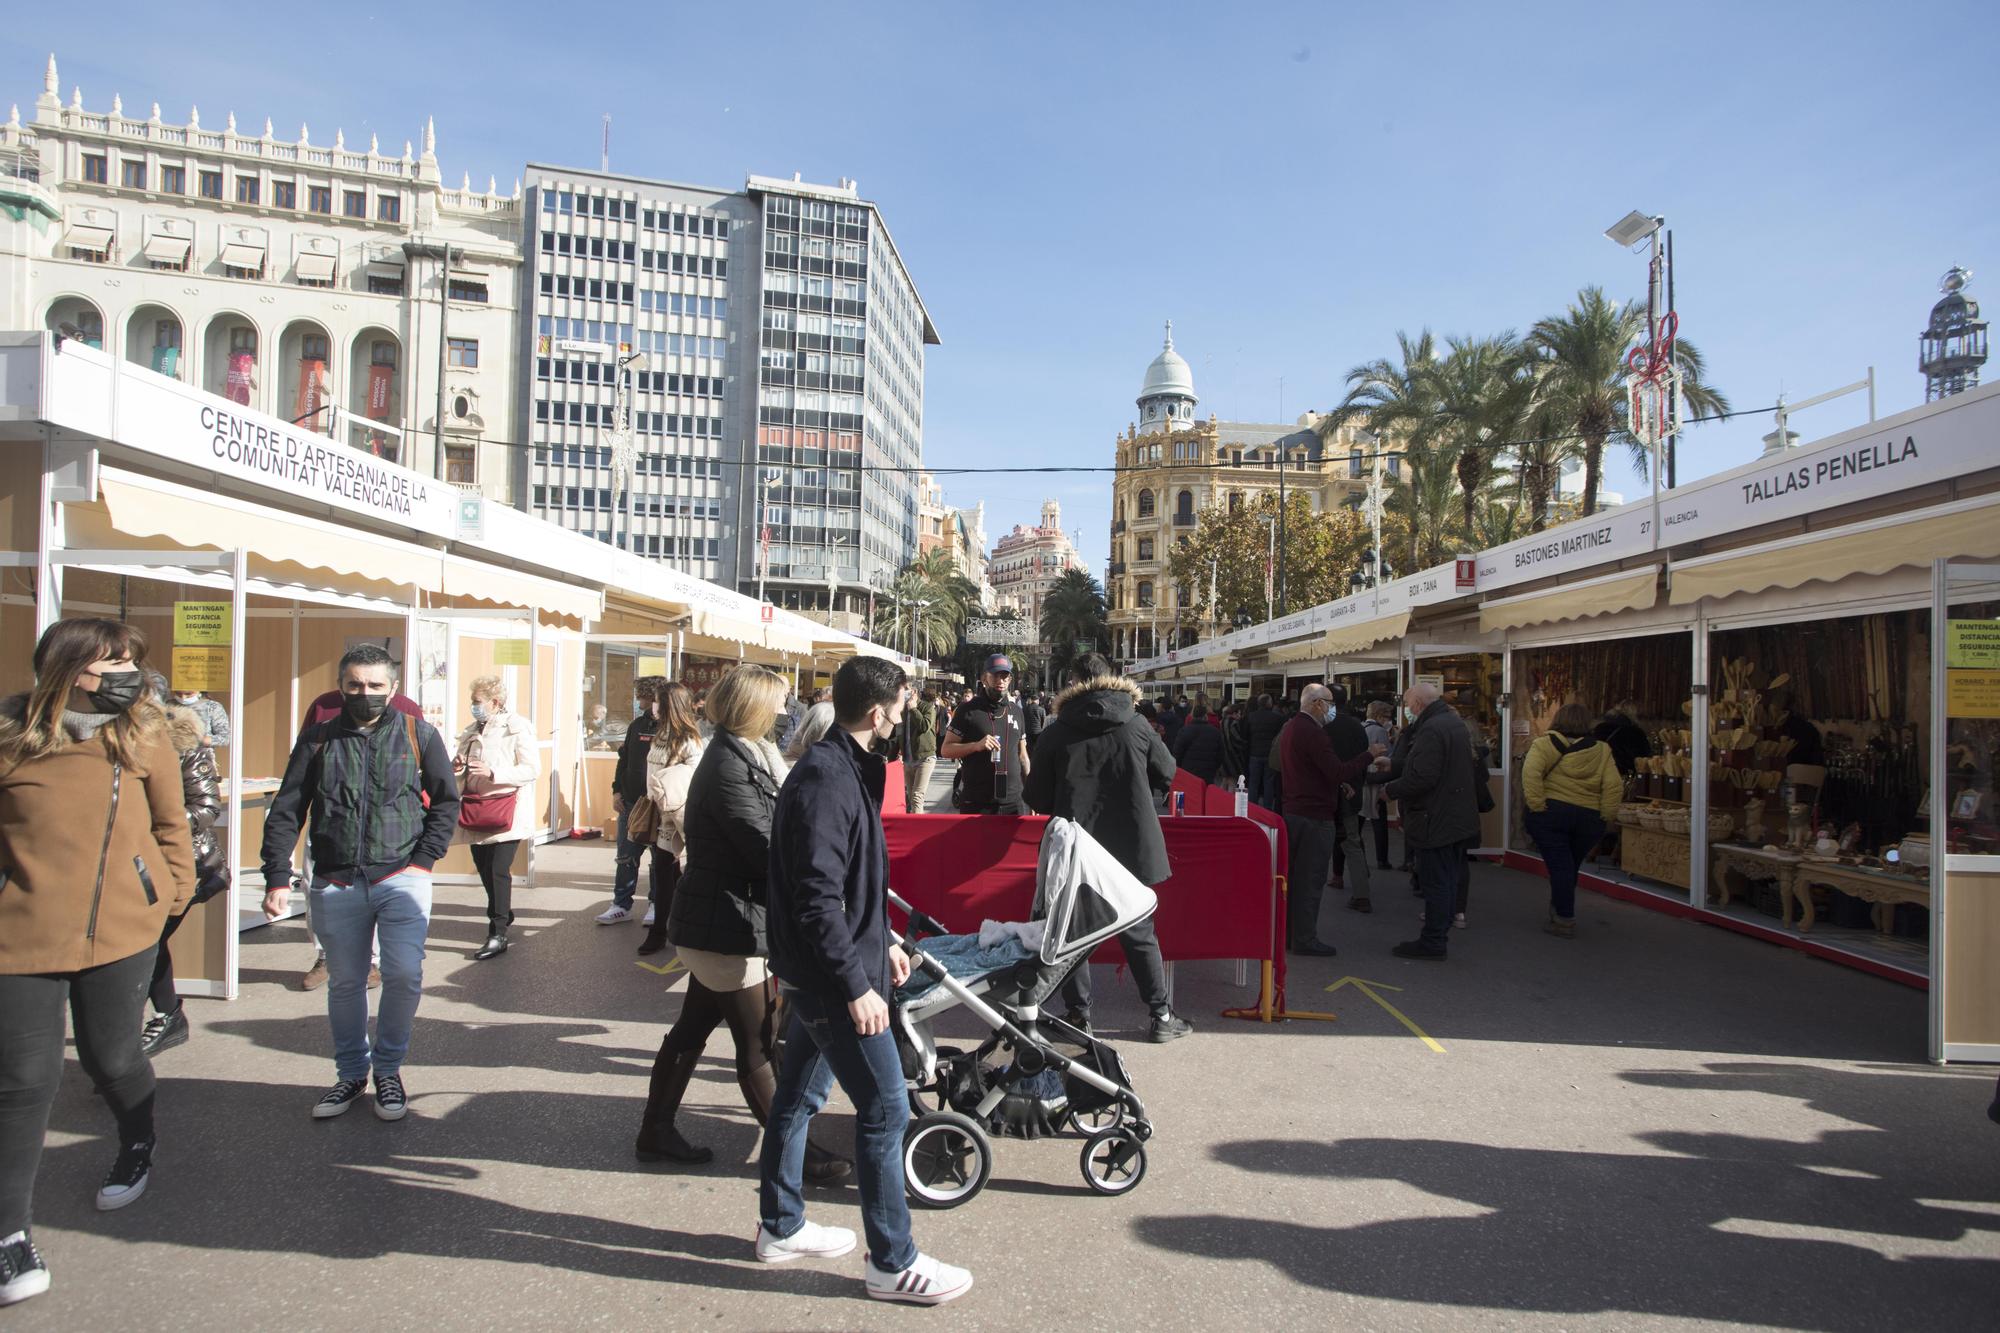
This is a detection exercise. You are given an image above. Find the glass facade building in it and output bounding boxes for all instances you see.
[517,167,937,610]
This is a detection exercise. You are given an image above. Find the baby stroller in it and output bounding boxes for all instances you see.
[889,816,1156,1209]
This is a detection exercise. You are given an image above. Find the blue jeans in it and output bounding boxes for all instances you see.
[308,870,433,1081]
[1525,801,1605,921]
[759,988,914,1271]
[613,804,645,909]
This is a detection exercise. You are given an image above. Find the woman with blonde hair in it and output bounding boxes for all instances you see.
[636,666,846,1182]
[1522,702,1626,938]
[0,619,195,1306]
[452,674,540,961]
[638,681,705,957]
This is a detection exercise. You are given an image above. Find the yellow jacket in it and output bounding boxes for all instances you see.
[1522,730,1625,821]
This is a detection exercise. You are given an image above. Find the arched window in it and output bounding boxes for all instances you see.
[1137,488,1155,518]
[1175,490,1194,524]
[1137,537,1154,561]
[1137,580,1154,608]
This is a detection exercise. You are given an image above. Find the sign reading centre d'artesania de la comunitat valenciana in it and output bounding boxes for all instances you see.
[42,342,459,539]
[1473,386,2000,594]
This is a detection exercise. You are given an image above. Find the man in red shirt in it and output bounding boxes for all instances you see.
[1278,684,1384,955]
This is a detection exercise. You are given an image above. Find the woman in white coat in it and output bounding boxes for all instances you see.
[453,674,540,960]
[639,681,704,956]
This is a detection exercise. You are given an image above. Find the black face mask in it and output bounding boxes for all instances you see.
[84,670,146,715]
[343,692,390,724]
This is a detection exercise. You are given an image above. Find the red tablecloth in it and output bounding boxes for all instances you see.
[884,813,1277,964]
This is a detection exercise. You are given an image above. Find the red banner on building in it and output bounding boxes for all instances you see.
[224,352,255,406]
[365,362,398,461]
[294,359,328,433]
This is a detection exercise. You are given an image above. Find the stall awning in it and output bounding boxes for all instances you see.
[1669,498,2000,606]
[141,234,191,266]
[60,219,114,253]
[96,472,443,594]
[1264,637,1329,667]
[1322,611,1411,657]
[295,251,338,283]
[1480,569,1658,633]
[218,240,266,270]
[1194,653,1234,674]
[440,554,600,623]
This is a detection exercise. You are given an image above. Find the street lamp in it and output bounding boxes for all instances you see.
[1605,208,1677,488]
[754,468,780,606]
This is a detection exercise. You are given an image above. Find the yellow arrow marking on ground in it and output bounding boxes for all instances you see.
[635,958,683,976]
[1324,976,1445,1053]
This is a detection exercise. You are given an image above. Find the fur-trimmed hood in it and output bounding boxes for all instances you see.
[164,706,206,755]
[1053,674,1143,736]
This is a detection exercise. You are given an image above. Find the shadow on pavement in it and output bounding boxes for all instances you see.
[1137,1062,2000,1329]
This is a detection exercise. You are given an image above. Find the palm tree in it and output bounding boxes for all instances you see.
[1528,287,1729,516]
[870,569,960,659]
[1039,569,1108,683]
[1430,333,1533,540]
[1388,439,1461,570]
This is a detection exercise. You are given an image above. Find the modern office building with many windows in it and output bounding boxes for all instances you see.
[518,167,938,614]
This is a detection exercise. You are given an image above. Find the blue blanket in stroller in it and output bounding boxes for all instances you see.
[896,932,1037,1001]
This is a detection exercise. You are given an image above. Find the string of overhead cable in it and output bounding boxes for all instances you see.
[374,401,1781,475]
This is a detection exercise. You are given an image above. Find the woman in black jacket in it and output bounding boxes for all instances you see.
[138,683,230,1057]
[636,667,845,1181]
[1026,655,1192,1043]
[1170,696,1225,784]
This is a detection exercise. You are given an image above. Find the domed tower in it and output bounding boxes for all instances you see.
[1921,266,1988,402]
[1137,320,1197,435]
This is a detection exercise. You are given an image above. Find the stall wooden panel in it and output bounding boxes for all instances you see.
[1943,869,2000,1052]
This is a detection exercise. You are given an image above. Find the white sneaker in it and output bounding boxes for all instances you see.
[595,905,633,925]
[1454,913,1468,928]
[865,1252,973,1305]
[641,905,657,926]
[754,1220,856,1264]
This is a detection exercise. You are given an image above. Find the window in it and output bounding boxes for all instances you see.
[444,444,475,486]
[367,271,404,295]
[1137,488,1155,518]
[309,185,332,214]
[343,191,366,218]
[1175,490,1195,524]
[1137,537,1155,561]
[236,176,260,204]
[447,338,479,368]
[448,279,489,303]
[1138,581,1155,608]
[1228,492,1243,512]
[81,154,107,184]
[272,180,296,209]
[199,170,222,200]
[160,165,185,195]
[377,196,401,223]
[120,160,147,189]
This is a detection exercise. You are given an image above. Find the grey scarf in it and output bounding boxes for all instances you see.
[63,709,118,742]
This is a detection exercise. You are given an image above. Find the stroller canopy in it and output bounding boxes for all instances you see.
[1033,817,1158,965]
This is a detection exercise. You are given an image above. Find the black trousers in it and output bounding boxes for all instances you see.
[470,841,520,928]
[1370,792,1392,865]
[646,849,682,911]
[149,908,193,1015]
[0,947,158,1234]
[1059,916,1171,1018]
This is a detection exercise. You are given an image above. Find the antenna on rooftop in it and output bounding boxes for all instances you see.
[601,114,610,173]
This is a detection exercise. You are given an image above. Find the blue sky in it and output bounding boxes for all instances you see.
[11,1,1996,574]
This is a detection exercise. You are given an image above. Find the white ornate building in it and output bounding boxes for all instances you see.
[0,55,521,498]
[988,498,1086,628]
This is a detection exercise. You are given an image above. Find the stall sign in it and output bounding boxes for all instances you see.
[173,601,231,646]
[1947,670,2000,719]
[1474,388,2000,594]
[636,657,668,679]
[493,639,531,667]
[172,646,231,693]
[678,656,732,691]
[1416,673,1445,693]
[1947,620,2000,670]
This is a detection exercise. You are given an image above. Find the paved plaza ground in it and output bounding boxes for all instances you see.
[16,781,2000,1330]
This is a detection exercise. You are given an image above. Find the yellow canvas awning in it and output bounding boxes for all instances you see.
[440,554,601,623]
[1263,637,1329,667]
[1669,499,2000,606]
[1322,610,1411,657]
[1195,652,1233,674]
[95,472,443,594]
[1480,569,1658,633]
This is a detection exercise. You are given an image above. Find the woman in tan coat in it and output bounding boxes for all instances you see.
[452,674,540,961]
[0,618,195,1307]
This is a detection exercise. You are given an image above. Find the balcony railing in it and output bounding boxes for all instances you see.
[1107,562,1126,577]
[1110,518,1125,535]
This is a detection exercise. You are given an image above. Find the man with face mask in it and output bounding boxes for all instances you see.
[758,657,972,1305]
[941,655,1030,815]
[260,644,460,1121]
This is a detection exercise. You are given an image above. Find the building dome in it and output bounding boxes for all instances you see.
[1139,321,1196,404]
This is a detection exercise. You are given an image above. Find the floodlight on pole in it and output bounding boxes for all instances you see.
[1604,210,1662,248]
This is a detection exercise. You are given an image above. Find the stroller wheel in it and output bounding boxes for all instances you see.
[903,1111,993,1210]
[1068,1102,1125,1136]
[1079,1127,1148,1197]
